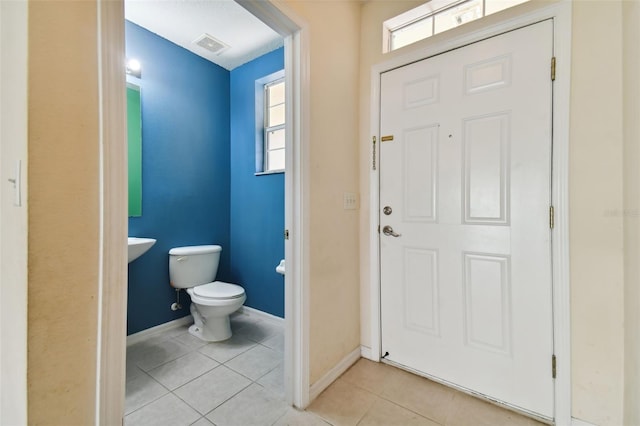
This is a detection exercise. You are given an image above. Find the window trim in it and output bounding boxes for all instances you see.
[255,69,285,175]
[264,78,286,173]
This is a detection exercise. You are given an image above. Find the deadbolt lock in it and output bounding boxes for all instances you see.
[383,206,393,215]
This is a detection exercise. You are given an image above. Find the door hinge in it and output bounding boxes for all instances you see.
[549,206,555,229]
[551,57,556,81]
[552,354,557,379]
[284,229,290,240]
[372,136,377,171]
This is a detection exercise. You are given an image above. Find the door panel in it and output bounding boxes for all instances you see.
[380,21,554,418]
[403,125,438,222]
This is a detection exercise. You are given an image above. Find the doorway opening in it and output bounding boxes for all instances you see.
[96,0,311,422]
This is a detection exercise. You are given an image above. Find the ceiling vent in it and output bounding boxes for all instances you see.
[193,33,230,55]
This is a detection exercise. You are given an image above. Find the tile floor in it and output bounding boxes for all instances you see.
[126,312,545,426]
[125,311,321,426]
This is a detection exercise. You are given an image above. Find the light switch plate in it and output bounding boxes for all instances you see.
[343,192,358,210]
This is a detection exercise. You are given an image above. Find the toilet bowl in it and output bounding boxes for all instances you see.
[169,245,245,342]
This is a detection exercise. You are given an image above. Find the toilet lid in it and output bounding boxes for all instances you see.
[193,281,244,299]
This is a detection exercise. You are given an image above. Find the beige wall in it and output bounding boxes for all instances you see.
[22,0,636,423]
[569,2,624,424]
[623,0,640,425]
[28,0,101,423]
[359,1,628,425]
[278,0,363,385]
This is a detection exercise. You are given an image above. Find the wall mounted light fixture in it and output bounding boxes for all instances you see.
[126,58,142,78]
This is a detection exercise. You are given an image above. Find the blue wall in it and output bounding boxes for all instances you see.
[126,21,231,335]
[126,22,285,335]
[230,49,285,318]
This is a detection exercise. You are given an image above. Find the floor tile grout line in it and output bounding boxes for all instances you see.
[171,333,210,351]
[124,364,184,418]
[126,364,173,391]
[131,339,195,372]
[342,376,451,425]
[170,374,252,418]
[123,379,171,418]
[199,379,255,419]
[223,358,274,383]
[353,388,379,426]
[188,415,210,426]
[128,326,190,348]
[342,362,460,417]
[126,353,237,418]
[237,332,280,345]
[306,409,337,426]
[169,364,282,421]
[144,346,220,377]
[257,334,285,352]
[254,360,284,385]
[269,407,290,426]
[126,319,286,425]
[196,338,259,364]
[159,362,223,393]
[312,370,449,426]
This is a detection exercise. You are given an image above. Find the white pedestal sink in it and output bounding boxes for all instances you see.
[128,237,156,263]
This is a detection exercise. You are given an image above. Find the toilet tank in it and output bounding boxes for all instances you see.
[169,245,221,288]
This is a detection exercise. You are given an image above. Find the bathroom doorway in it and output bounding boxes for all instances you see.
[114,0,310,422]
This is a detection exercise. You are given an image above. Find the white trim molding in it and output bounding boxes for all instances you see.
[126,315,194,347]
[572,418,597,426]
[309,347,361,402]
[360,345,374,361]
[238,306,285,324]
[368,2,572,425]
[0,1,29,424]
[236,0,311,411]
[95,0,127,423]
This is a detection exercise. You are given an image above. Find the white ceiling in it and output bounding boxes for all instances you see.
[125,0,284,71]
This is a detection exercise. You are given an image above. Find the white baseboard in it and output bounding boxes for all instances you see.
[572,418,597,426]
[237,305,285,324]
[126,315,193,347]
[309,346,361,402]
[127,306,283,347]
[360,345,374,360]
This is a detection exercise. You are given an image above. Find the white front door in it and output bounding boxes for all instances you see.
[380,20,554,418]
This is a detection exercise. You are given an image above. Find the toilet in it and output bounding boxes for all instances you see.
[169,245,245,342]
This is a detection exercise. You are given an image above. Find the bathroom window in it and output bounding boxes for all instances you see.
[263,78,286,172]
[255,70,285,175]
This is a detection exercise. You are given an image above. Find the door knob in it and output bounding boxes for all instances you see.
[382,225,401,237]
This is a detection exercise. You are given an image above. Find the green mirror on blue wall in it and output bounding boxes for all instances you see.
[127,83,142,217]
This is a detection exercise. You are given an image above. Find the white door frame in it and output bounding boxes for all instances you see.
[236,0,312,409]
[96,0,312,421]
[368,2,572,424]
[0,1,28,424]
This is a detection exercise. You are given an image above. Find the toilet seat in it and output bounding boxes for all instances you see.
[193,281,244,300]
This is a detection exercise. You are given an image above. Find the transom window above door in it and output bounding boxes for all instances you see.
[383,0,529,52]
